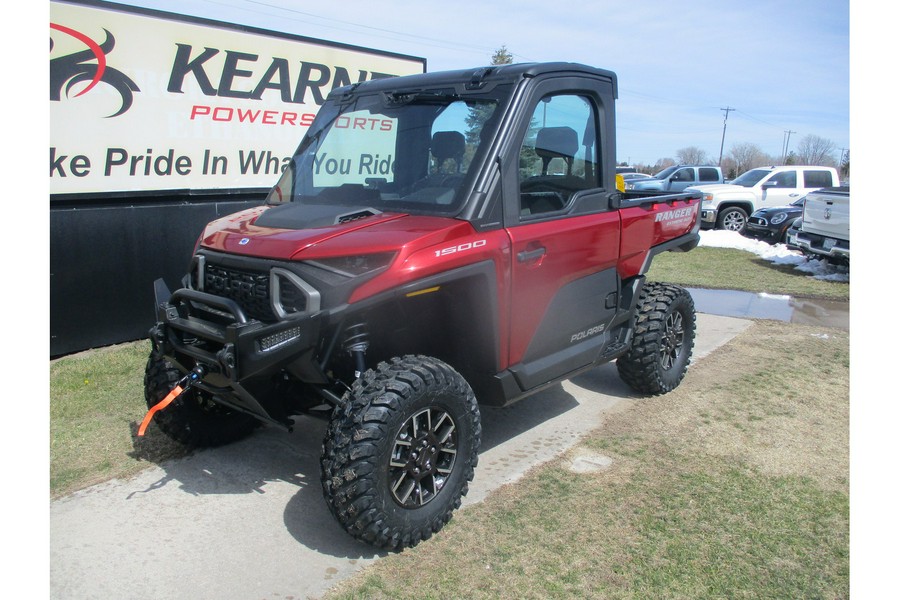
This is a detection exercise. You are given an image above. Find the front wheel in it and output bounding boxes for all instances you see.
[143,356,258,447]
[617,283,696,395]
[717,207,748,232]
[321,355,481,551]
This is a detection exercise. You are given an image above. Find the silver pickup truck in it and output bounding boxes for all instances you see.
[627,165,723,192]
[787,186,849,263]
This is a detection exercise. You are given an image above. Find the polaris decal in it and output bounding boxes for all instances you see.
[571,324,606,343]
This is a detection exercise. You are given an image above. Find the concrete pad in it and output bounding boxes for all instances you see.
[49,313,749,600]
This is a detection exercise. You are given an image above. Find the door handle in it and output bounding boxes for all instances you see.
[517,247,546,263]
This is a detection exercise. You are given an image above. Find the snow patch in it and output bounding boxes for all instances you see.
[699,230,849,283]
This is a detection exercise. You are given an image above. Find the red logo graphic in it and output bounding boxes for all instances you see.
[50,23,140,117]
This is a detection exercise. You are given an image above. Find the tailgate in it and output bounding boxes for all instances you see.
[802,188,849,240]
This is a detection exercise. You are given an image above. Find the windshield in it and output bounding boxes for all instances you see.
[730,168,772,187]
[266,85,509,215]
[653,166,677,179]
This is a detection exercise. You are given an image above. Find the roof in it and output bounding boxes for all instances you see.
[329,62,619,99]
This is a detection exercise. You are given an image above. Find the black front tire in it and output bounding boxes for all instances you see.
[321,355,481,551]
[717,207,748,232]
[143,356,258,447]
[617,283,696,395]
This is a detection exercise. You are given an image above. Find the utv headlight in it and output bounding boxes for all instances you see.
[770,213,788,225]
[306,252,396,277]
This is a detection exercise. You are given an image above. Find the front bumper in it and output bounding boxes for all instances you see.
[787,231,850,261]
[743,221,786,243]
[149,278,330,386]
[699,207,717,228]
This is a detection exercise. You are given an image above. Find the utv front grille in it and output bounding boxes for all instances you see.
[198,262,319,323]
[204,264,276,322]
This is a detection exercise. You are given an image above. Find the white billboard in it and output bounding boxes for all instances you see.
[49,0,426,197]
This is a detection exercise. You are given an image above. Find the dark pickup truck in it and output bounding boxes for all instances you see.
[141,62,702,550]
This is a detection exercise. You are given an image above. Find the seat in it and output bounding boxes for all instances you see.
[430,131,466,174]
[534,126,578,175]
[405,131,467,204]
[520,126,584,215]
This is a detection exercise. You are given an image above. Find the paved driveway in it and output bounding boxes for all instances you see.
[50,313,751,600]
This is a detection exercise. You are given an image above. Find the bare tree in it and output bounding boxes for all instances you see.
[676,146,709,165]
[652,158,675,174]
[729,142,768,174]
[795,134,837,166]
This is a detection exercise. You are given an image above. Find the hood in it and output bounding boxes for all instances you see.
[687,183,740,194]
[198,203,471,260]
[754,205,802,216]
[630,178,664,189]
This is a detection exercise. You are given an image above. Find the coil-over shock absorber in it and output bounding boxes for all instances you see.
[342,323,369,378]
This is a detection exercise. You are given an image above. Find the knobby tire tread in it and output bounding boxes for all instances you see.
[321,355,481,551]
[616,282,695,395]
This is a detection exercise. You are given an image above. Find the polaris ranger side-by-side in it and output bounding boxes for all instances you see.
[142,62,702,550]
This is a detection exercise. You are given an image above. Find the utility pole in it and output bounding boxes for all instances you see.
[718,107,734,166]
[781,130,796,164]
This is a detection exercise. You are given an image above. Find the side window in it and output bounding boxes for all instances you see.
[671,168,695,182]
[518,94,600,216]
[803,170,833,188]
[699,168,719,182]
[766,171,797,188]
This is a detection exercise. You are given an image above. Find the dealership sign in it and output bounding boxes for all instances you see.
[49,0,426,197]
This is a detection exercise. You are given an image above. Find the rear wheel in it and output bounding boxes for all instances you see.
[143,356,258,447]
[717,207,748,232]
[617,283,695,395]
[321,355,480,551]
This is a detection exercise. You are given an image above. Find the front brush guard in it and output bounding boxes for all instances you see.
[149,278,331,428]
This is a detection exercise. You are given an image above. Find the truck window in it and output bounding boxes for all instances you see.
[803,170,834,188]
[671,168,695,182]
[518,94,599,216]
[699,167,719,182]
[766,171,797,188]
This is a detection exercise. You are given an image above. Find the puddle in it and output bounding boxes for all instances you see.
[687,288,849,330]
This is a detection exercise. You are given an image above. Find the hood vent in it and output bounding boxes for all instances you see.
[335,207,382,224]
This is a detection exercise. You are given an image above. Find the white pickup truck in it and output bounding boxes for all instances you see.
[787,186,850,263]
[688,165,840,232]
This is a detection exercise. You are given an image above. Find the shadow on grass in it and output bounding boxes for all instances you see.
[126,420,193,464]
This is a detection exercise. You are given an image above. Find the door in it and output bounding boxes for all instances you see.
[668,167,697,191]
[503,86,621,390]
[758,170,802,209]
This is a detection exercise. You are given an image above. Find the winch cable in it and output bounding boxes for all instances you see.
[137,365,207,436]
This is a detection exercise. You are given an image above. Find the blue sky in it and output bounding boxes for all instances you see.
[112,0,851,168]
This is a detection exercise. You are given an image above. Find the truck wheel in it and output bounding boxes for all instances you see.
[321,355,481,551]
[143,356,258,447]
[616,283,695,395]
[717,207,748,232]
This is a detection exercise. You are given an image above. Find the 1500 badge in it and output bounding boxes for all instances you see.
[434,239,487,258]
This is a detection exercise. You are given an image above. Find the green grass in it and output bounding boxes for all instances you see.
[50,340,188,496]
[647,246,849,300]
[326,322,849,599]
